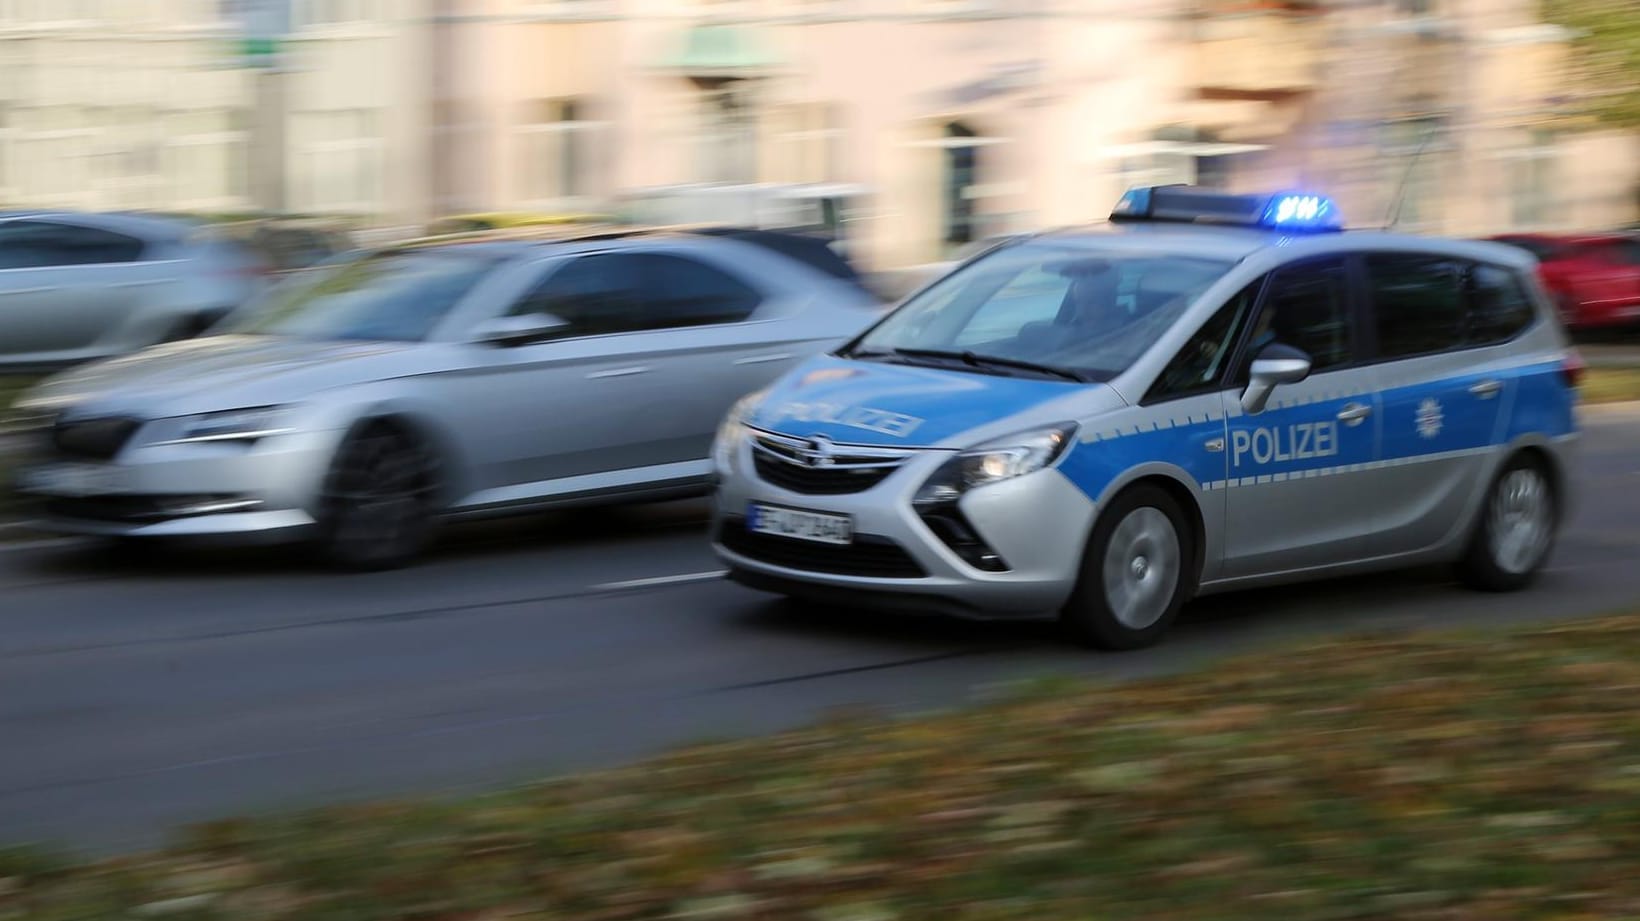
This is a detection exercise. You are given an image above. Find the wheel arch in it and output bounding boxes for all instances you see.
[330,404,470,510]
[1090,463,1210,592]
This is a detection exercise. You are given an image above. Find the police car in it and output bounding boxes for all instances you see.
[709,186,1580,649]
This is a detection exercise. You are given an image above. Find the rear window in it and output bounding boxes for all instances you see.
[1366,254,1537,359]
[692,227,867,289]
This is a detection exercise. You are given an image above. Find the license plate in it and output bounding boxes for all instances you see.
[17,463,128,497]
[748,503,853,545]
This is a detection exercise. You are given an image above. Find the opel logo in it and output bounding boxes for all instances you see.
[798,436,836,468]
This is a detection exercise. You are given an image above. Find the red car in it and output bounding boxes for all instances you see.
[1489,232,1640,331]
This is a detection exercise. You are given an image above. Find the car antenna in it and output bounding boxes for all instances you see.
[1383,121,1441,231]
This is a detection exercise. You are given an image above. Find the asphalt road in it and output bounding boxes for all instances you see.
[5,407,1640,855]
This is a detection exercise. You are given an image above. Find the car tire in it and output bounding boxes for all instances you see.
[1457,453,1557,593]
[314,420,441,571]
[1061,484,1195,651]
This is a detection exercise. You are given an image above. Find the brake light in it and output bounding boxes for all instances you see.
[1562,350,1585,390]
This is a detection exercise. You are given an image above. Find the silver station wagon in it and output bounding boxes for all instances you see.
[8,226,882,567]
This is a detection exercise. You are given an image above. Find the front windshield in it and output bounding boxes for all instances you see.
[847,242,1233,382]
[225,249,500,342]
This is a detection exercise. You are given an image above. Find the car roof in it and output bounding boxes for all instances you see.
[391,222,826,258]
[1012,222,1537,271]
[0,208,202,241]
[1493,230,1633,246]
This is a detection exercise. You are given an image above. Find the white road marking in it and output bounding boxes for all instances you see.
[595,571,727,591]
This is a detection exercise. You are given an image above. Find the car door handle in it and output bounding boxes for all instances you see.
[585,366,651,380]
[1468,379,1503,399]
[1337,402,1373,425]
[733,353,794,366]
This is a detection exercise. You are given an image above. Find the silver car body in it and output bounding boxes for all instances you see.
[711,223,1581,616]
[0,211,266,371]
[9,231,882,541]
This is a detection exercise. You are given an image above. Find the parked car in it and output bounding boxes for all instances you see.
[714,187,1579,650]
[0,211,268,372]
[218,216,358,274]
[1488,232,1640,331]
[7,225,883,568]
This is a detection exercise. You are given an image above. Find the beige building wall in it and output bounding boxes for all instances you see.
[0,0,252,212]
[283,0,435,223]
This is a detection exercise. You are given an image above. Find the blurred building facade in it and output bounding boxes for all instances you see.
[0,0,431,222]
[1,0,1635,271]
[0,1,249,212]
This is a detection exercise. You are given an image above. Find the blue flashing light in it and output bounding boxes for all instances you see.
[1260,193,1342,231]
[1108,185,1344,233]
[1110,186,1156,219]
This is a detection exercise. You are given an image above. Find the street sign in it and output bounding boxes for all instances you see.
[221,0,292,67]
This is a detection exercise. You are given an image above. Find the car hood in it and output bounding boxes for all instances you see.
[743,354,1125,448]
[20,335,426,418]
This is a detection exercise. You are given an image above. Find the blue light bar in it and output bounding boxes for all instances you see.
[1260,193,1340,231]
[1109,185,1343,233]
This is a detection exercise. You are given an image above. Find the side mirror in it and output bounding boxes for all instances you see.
[1240,343,1312,415]
[472,312,570,347]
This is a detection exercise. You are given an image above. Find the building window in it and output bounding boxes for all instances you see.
[1381,116,1446,231]
[165,110,249,210]
[516,99,596,205]
[697,83,758,185]
[0,104,9,200]
[769,103,841,184]
[942,122,979,247]
[1507,130,1556,229]
[299,0,377,27]
[296,109,383,214]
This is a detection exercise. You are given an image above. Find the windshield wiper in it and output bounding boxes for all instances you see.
[888,348,1088,383]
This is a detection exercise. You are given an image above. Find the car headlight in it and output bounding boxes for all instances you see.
[914,423,1078,508]
[712,390,765,471]
[172,406,293,445]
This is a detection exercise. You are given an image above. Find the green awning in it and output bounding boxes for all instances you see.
[655,25,782,77]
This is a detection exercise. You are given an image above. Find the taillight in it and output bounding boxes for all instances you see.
[1562,350,1586,390]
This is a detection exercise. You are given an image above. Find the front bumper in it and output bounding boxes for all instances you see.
[10,425,340,542]
[709,434,1097,618]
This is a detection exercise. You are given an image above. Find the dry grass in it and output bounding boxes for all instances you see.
[12,614,1640,918]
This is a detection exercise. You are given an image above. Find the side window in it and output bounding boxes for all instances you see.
[1466,265,1536,346]
[638,254,763,328]
[1617,239,1640,266]
[951,264,1070,347]
[1366,253,1466,359]
[1147,279,1260,402]
[1248,257,1354,374]
[0,221,145,268]
[1590,243,1628,266]
[511,253,648,337]
[0,222,53,269]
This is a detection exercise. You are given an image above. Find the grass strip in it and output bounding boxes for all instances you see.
[10,613,1640,918]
